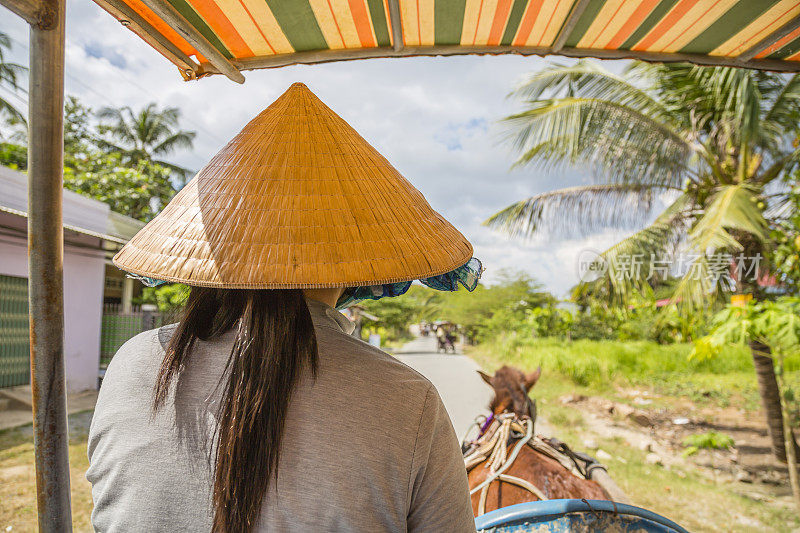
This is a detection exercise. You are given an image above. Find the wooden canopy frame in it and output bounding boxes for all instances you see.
[0,0,799,530]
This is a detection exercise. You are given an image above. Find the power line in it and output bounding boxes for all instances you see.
[0,85,28,107]
[5,34,225,157]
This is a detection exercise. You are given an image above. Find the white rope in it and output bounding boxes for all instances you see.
[496,474,548,501]
[468,417,533,496]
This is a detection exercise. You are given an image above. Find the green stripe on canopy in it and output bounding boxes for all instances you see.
[680,0,781,54]
[500,0,530,46]
[435,0,467,45]
[366,0,391,47]
[563,0,606,48]
[265,0,329,52]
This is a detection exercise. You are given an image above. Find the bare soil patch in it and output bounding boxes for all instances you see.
[560,389,795,511]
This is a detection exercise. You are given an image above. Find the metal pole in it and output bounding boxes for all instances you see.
[28,0,72,529]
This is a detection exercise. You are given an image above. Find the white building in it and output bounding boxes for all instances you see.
[0,165,143,392]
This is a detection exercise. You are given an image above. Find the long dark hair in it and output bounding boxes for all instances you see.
[154,287,318,532]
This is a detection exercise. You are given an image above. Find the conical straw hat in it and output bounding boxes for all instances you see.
[113,82,474,289]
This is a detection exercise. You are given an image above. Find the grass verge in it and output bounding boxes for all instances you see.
[468,338,800,532]
[1,412,94,533]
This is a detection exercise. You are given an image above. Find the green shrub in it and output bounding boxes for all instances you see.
[682,431,734,456]
[140,283,190,313]
[570,312,617,340]
[0,142,27,170]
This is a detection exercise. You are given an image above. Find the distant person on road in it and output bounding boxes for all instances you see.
[87,83,483,533]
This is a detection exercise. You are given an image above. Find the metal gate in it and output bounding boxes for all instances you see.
[0,274,30,388]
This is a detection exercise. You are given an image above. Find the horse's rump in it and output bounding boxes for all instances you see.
[463,416,609,516]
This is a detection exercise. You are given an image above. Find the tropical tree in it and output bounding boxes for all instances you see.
[437,270,554,343]
[772,176,800,292]
[64,95,97,160]
[487,61,800,461]
[692,297,800,511]
[64,152,175,221]
[0,31,27,137]
[96,102,195,179]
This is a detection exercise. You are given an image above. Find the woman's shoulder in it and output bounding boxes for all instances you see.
[103,325,176,382]
[315,328,433,392]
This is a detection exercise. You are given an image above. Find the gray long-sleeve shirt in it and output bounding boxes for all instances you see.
[87,298,476,532]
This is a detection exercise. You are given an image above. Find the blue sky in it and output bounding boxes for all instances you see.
[1,0,641,297]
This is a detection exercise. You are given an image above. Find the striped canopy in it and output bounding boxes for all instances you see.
[93,0,800,82]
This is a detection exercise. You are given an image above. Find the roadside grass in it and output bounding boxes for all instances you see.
[0,413,93,532]
[473,335,800,411]
[467,339,800,532]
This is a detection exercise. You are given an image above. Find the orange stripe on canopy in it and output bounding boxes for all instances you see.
[487,0,513,46]
[126,0,205,60]
[606,0,662,50]
[186,0,254,57]
[237,0,277,54]
[348,0,377,47]
[93,0,800,78]
[658,0,727,53]
[633,0,696,51]
[512,0,544,47]
[538,0,566,46]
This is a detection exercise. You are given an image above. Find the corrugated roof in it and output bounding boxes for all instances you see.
[92,0,800,83]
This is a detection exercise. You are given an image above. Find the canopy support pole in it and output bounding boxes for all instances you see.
[387,0,403,52]
[551,0,592,54]
[737,16,800,62]
[28,0,73,530]
[136,0,244,83]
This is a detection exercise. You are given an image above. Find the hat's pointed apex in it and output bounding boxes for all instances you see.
[254,81,331,123]
[284,81,314,97]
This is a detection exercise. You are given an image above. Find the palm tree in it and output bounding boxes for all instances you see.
[0,31,28,134]
[96,103,196,179]
[486,61,799,462]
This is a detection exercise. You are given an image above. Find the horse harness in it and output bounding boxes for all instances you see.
[462,406,608,516]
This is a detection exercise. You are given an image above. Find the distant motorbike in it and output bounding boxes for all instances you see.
[437,335,456,354]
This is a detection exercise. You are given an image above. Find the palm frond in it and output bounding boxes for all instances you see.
[761,73,800,145]
[512,61,675,125]
[151,131,195,156]
[484,184,663,239]
[600,194,692,293]
[0,98,26,125]
[573,194,692,303]
[94,137,128,155]
[688,184,768,253]
[637,64,768,154]
[670,184,769,308]
[504,97,693,187]
[0,62,26,90]
[153,159,194,180]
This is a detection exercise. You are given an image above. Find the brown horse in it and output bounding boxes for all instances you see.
[465,366,608,516]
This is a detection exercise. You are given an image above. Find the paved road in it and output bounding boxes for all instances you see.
[394,336,493,441]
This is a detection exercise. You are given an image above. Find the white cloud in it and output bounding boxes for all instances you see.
[2,2,641,296]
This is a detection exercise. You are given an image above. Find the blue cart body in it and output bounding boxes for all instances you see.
[475,499,690,533]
